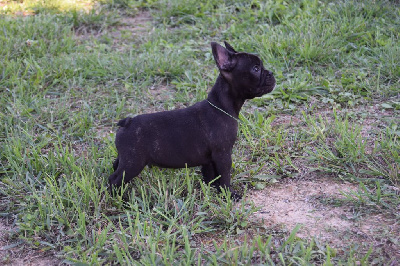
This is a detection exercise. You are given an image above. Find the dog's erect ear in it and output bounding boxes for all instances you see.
[224,41,237,53]
[211,42,237,72]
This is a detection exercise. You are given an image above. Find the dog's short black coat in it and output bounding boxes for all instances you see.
[109,41,276,199]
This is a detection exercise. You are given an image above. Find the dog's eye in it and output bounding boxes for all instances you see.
[253,65,260,72]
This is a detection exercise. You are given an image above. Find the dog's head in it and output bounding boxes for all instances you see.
[211,41,276,99]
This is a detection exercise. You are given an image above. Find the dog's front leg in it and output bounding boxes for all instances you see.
[212,152,242,200]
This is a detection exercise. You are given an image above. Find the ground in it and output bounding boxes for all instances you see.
[1,176,398,264]
[0,0,399,264]
[0,221,61,265]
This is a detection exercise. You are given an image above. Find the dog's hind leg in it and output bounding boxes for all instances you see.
[201,163,219,186]
[109,157,146,188]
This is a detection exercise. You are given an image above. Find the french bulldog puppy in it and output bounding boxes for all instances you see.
[109,41,276,199]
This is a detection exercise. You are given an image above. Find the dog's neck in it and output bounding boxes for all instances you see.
[207,75,245,118]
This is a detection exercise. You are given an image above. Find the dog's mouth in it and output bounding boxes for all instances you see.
[257,71,276,96]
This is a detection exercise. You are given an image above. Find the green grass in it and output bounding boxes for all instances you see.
[0,0,399,264]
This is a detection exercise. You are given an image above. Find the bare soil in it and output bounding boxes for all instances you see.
[248,177,400,259]
[249,178,357,240]
[0,222,61,265]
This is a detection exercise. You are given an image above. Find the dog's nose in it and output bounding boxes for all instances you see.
[268,70,273,76]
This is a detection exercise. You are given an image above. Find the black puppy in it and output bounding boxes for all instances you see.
[109,41,276,199]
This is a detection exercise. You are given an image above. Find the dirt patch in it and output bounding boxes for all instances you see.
[75,10,153,51]
[146,83,175,102]
[95,125,114,140]
[112,11,153,38]
[107,10,154,51]
[248,178,394,249]
[0,220,61,265]
[271,114,302,127]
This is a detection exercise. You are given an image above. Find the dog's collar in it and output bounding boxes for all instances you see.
[207,100,240,123]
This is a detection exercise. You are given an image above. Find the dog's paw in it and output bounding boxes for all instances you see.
[231,190,242,202]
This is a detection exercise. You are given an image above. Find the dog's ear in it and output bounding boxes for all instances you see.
[224,41,237,53]
[211,42,237,72]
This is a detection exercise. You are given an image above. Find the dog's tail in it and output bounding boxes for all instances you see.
[117,118,130,127]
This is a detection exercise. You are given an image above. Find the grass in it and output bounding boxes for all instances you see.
[0,0,399,264]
